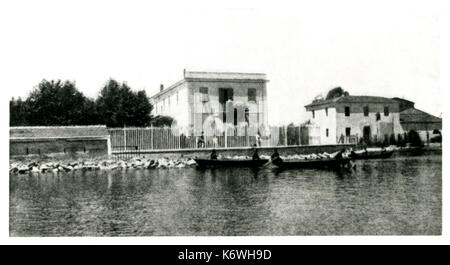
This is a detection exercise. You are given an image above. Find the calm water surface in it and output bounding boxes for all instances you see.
[10,155,441,236]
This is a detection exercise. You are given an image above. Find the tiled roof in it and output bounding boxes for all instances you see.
[400,108,442,123]
[337,96,396,103]
[305,95,397,108]
[10,126,109,139]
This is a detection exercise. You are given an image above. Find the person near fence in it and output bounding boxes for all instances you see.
[180,133,186,148]
[338,134,345,144]
[198,131,205,148]
[213,135,218,148]
[256,131,261,147]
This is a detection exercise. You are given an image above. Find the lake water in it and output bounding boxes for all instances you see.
[10,154,441,236]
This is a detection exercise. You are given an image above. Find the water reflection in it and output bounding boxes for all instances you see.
[10,155,441,236]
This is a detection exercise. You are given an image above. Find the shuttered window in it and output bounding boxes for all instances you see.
[248,88,256,102]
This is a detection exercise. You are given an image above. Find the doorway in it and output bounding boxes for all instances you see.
[363,126,371,144]
[219,88,234,122]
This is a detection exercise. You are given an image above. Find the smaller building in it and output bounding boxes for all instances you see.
[10,126,111,156]
[305,95,404,145]
[393,98,442,144]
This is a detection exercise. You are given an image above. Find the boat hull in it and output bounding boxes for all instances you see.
[194,159,269,168]
[349,150,394,160]
[272,158,351,169]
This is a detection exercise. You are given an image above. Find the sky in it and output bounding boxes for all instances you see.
[1,0,441,125]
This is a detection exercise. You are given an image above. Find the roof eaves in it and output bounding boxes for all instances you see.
[150,79,186,100]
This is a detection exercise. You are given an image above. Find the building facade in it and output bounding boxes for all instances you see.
[305,96,404,145]
[150,70,269,136]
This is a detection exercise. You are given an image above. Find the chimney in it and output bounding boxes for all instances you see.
[183,68,186,78]
[160,84,164,91]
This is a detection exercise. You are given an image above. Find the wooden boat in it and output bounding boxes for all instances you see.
[194,158,269,168]
[271,157,351,169]
[349,150,394,160]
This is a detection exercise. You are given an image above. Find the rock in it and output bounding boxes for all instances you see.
[40,164,50,172]
[62,165,74,171]
[186,159,197,166]
[28,162,38,168]
[18,167,29,174]
[10,167,18,174]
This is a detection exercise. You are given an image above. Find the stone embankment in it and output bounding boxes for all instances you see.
[9,151,342,175]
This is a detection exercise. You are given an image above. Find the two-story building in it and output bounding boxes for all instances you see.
[304,95,404,144]
[150,70,269,136]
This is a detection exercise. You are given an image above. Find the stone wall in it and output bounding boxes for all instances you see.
[10,138,109,157]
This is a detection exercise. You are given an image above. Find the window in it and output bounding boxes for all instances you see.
[345,106,350,116]
[376,112,381,121]
[345,127,351,137]
[219,88,233,103]
[312,110,315,119]
[364,106,369,116]
[234,108,238,126]
[200,87,209,102]
[325,107,328,116]
[326,128,329,137]
[384,106,389,116]
[248,88,256,102]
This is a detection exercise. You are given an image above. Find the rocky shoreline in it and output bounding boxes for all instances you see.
[9,152,342,175]
[9,157,199,174]
[10,145,437,175]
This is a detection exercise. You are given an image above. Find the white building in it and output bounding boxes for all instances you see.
[150,70,269,135]
[304,96,404,145]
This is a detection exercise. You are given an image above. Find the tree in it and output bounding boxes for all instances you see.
[389,133,397,146]
[326,87,349,100]
[133,90,153,126]
[10,78,153,127]
[408,130,423,147]
[24,80,93,126]
[95,79,153,127]
[10,97,28,126]
[81,97,100,125]
[151,115,174,127]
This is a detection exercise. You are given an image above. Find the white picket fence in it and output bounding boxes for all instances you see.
[109,125,309,152]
